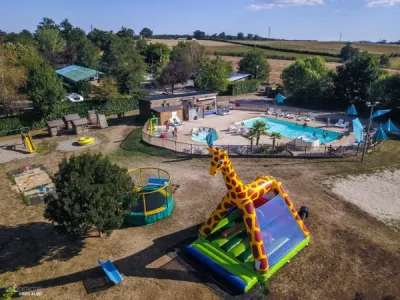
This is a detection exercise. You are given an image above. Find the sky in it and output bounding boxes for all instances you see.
[1,0,399,42]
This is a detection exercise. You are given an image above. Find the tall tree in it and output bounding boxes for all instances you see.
[251,120,268,146]
[247,33,254,40]
[87,28,113,50]
[369,74,400,110]
[218,32,226,39]
[379,54,390,68]
[140,28,153,38]
[36,28,66,54]
[37,17,58,30]
[170,41,209,74]
[94,76,121,100]
[195,57,231,92]
[158,61,189,94]
[144,42,171,78]
[239,48,271,81]
[27,63,66,116]
[237,32,245,40]
[6,42,43,70]
[116,26,135,39]
[193,30,206,39]
[101,36,147,94]
[76,38,100,69]
[333,51,383,109]
[44,153,135,237]
[282,56,333,108]
[0,45,27,115]
[340,42,360,61]
[59,18,73,41]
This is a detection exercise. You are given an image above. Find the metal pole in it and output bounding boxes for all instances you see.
[361,104,375,162]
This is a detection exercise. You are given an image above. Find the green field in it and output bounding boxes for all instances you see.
[240,40,400,55]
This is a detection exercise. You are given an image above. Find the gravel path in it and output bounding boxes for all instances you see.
[0,138,37,164]
[330,169,400,225]
[56,137,102,152]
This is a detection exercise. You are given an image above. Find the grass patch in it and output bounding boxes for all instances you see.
[36,139,57,155]
[389,57,400,70]
[114,128,178,158]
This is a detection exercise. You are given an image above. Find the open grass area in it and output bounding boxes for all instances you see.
[240,40,400,55]
[389,56,400,70]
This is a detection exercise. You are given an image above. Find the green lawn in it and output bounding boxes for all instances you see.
[389,57,400,70]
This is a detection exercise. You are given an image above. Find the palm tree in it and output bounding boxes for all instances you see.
[270,132,281,151]
[251,120,269,146]
[243,130,256,152]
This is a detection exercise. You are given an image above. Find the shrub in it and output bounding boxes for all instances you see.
[227,80,260,95]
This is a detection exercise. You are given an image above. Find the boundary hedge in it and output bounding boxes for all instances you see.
[0,98,139,136]
[227,80,260,95]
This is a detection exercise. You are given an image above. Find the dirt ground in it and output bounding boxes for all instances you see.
[0,114,400,300]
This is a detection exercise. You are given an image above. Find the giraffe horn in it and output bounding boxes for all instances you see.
[206,146,213,153]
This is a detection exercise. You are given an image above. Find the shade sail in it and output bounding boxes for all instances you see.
[372,127,388,141]
[276,93,286,103]
[352,118,364,143]
[382,119,398,132]
[345,104,358,116]
[371,109,391,119]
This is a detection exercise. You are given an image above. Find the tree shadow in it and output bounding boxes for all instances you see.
[0,222,84,274]
[107,115,144,127]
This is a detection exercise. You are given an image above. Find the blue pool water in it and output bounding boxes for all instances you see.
[237,117,341,144]
[191,128,219,143]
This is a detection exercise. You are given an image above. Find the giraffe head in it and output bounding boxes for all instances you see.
[206,146,229,176]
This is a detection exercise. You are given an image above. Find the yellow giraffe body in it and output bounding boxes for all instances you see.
[199,146,309,274]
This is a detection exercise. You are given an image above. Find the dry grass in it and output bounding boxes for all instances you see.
[147,39,230,47]
[0,121,400,299]
[240,40,400,55]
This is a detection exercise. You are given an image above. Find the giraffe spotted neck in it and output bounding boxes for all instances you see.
[220,160,247,201]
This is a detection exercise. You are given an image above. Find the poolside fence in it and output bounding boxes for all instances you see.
[140,121,361,159]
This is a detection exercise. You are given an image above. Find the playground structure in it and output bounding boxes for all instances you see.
[186,146,310,293]
[98,260,123,284]
[125,167,174,226]
[21,129,36,153]
[149,116,159,136]
[77,136,95,146]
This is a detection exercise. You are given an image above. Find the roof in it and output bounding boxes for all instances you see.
[56,65,100,83]
[72,118,89,126]
[228,72,251,82]
[151,105,182,113]
[46,119,64,128]
[141,91,217,102]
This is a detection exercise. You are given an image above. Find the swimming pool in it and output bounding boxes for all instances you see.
[191,128,219,143]
[237,117,341,144]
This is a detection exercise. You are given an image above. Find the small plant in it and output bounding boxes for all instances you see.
[36,140,57,155]
[0,280,17,300]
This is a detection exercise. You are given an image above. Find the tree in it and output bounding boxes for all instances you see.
[5,30,34,45]
[237,32,244,40]
[136,39,148,55]
[340,42,360,61]
[379,54,390,68]
[6,42,43,70]
[239,48,271,81]
[193,30,206,39]
[87,28,113,50]
[333,52,382,109]
[76,80,92,98]
[269,132,281,151]
[59,18,73,41]
[101,36,147,94]
[76,38,100,69]
[94,76,122,100]
[251,120,268,146]
[144,42,171,78]
[282,56,333,108]
[0,45,27,115]
[247,33,254,40]
[218,32,226,39]
[369,74,400,110]
[27,63,66,116]
[158,61,189,94]
[116,26,135,39]
[170,41,209,74]
[37,17,58,30]
[211,33,217,39]
[44,153,135,237]
[140,27,153,38]
[195,57,231,92]
[36,28,66,54]
[243,130,256,152]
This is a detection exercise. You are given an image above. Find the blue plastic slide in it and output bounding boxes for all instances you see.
[98,260,123,284]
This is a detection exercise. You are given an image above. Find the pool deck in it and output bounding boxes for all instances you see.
[158,110,355,147]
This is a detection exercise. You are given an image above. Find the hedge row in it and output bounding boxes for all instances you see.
[0,98,139,136]
[214,51,342,63]
[227,80,260,96]
[210,39,341,58]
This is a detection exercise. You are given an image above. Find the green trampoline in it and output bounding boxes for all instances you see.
[125,167,174,226]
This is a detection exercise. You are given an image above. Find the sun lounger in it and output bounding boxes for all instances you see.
[267,108,274,115]
[239,128,249,135]
[335,119,344,127]
[339,121,350,128]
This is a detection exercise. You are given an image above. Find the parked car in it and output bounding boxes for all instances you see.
[65,93,84,102]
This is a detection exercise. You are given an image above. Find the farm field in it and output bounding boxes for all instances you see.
[239,40,400,55]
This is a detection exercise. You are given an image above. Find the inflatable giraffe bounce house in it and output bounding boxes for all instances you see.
[187,146,310,292]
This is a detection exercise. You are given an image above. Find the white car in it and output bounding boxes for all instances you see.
[65,93,84,103]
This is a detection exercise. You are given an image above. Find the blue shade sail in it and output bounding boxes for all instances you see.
[371,109,391,119]
[372,127,388,141]
[352,118,364,143]
[345,104,358,116]
[382,119,398,132]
